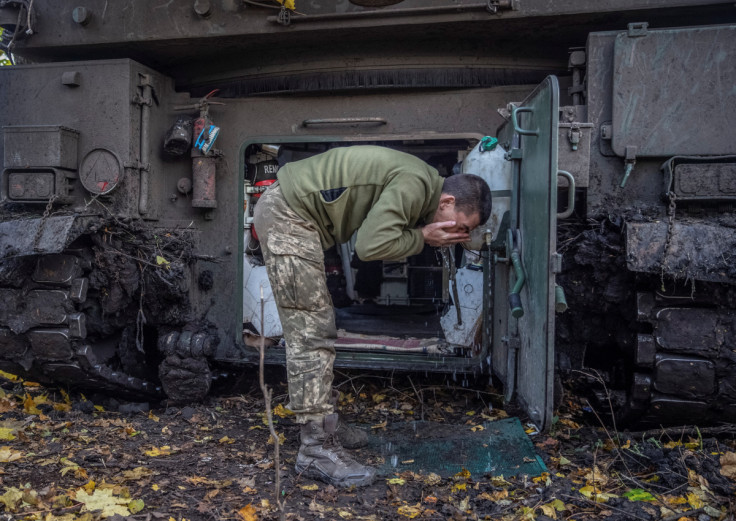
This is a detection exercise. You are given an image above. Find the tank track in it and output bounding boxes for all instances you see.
[0,231,219,401]
[0,252,162,397]
[621,287,736,425]
[557,217,736,426]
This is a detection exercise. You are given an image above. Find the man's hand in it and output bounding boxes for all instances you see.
[421,221,471,248]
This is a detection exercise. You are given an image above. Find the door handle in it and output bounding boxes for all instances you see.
[301,117,388,127]
[556,170,575,219]
[511,106,539,136]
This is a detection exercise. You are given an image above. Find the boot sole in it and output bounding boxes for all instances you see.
[295,461,376,488]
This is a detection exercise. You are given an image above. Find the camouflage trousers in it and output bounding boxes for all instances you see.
[252,183,336,423]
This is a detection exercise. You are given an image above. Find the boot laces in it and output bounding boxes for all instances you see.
[323,433,355,464]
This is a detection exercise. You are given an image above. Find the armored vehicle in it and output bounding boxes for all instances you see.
[1,0,735,429]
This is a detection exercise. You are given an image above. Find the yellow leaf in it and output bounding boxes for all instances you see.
[686,491,704,509]
[151,484,160,491]
[397,504,422,519]
[470,425,485,432]
[144,446,173,457]
[277,0,295,10]
[401,459,414,464]
[83,480,96,493]
[550,498,565,511]
[0,487,23,512]
[0,428,16,441]
[579,486,617,503]
[156,255,170,267]
[559,456,571,466]
[219,436,236,444]
[558,418,581,429]
[0,371,19,382]
[267,432,286,445]
[23,394,41,414]
[273,404,294,418]
[148,410,160,422]
[372,394,387,403]
[0,447,21,462]
[466,410,476,416]
[539,503,557,520]
[94,405,105,412]
[75,488,131,517]
[387,478,406,485]
[454,468,471,480]
[128,499,145,514]
[490,475,511,487]
[452,483,467,492]
[237,503,258,521]
[300,484,319,491]
[338,510,353,519]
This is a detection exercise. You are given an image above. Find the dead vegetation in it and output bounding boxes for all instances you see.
[0,370,734,521]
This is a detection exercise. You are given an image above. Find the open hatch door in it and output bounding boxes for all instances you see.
[495,76,561,431]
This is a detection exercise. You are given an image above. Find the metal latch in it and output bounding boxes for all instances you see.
[627,22,649,38]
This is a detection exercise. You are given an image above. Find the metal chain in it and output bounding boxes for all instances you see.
[33,194,58,252]
[659,191,677,291]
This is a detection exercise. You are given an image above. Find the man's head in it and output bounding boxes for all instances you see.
[432,174,492,234]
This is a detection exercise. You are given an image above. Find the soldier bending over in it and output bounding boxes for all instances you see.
[253,145,492,487]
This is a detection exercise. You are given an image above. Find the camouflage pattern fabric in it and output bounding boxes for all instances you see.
[253,183,336,423]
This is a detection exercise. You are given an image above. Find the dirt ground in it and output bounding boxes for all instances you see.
[1,369,735,521]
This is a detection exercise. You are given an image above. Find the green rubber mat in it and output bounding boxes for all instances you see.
[367,417,547,478]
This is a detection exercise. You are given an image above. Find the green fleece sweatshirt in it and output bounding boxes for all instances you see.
[277,146,444,261]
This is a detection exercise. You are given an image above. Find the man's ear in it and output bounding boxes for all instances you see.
[438,193,455,209]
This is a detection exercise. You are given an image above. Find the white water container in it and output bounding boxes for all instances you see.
[461,139,512,251]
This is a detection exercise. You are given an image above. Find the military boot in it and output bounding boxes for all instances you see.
[330,389,370,449]
[295,413,376,488]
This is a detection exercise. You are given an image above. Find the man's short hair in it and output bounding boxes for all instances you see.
[442,174,492,225]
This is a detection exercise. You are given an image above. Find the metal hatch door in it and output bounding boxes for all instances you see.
[497,76,560,430]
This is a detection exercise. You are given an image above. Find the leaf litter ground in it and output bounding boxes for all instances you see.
[0,369,735,521]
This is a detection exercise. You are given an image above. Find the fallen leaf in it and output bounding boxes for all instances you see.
[0,446,21,462]
[623,488,656,502]
[148,410,160,422]
[686,491,704,509]
[454,468,471,481]
[0,427,16,441]
[219,436,236,444]
[128,499,145,514]
[371,420,387,430]
[338,510,353,519]
[423,473,441,486]
[719,452,736,480]
[23,393,41,414]
[273,404,294,418]
[122,467,154,481]
[387,478,406,486]
[267,432,286,445]
[144,446,174,457]
[579,486,617,503]
[0,487,23,512]
[75,488,131,518]
[471,425,485,432]
[539,503,557,520]
[300,484,319,491]
[397,504,422,518]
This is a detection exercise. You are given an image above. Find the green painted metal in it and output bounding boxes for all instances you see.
[369,417,547,478]
[504,76,559,430]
